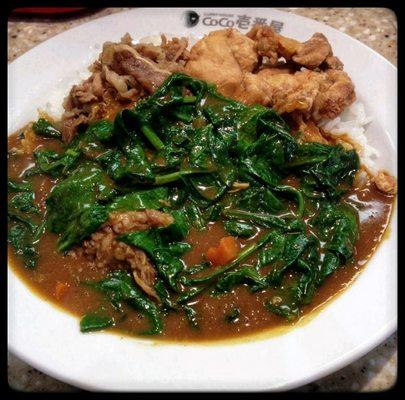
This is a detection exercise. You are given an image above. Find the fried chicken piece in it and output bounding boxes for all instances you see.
[185,28,258,97]
[292,33,332,69]
[185,25,354,121]
[233,73,271,105]
[324,55,344,70]
[259,69,323,114]
[374,170,397,194]
[247,25,342,70]
[312,69,356,120]
[246,24,282,65]
[233,68,355,122]
[77,210,174,300]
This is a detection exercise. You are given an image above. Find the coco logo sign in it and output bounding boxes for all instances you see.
[183,10,284,33]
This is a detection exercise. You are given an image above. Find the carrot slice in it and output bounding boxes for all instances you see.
[55,281,69,300]
[205,236,240,266]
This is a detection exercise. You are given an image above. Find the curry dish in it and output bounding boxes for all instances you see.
[8,25,396,341]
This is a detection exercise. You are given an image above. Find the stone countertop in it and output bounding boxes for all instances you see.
[8,7,397,392]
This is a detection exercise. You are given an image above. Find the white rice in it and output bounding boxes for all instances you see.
[319,101,379,176]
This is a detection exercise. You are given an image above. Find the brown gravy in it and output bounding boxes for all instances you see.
[7,132,394,342]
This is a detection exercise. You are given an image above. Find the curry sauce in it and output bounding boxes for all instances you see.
[8,130,394,342]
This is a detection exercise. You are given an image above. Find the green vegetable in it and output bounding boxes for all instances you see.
[32,118,61,138]
[80,313,114,333]
[215,266,266,294]
[225,308,240,323]
[311,203,359,283]
[32,149,80,177]
[8,181,44,268]
[118,229,186,291]
[87,271,163,335]
[108,187,169,212]
[46,162,116,251]
[292,143,360,199]
[8,179,31,192]
[163,210,190,240]
[9,191,39,214]
[183,305,199,328]
[8,223,38,269]
[224,221,256,238]
[86,120,114,142]
[265,299,299,321]
[20,73,362,333]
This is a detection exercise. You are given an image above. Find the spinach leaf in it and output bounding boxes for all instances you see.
[8,179,31,192]
[58,204,109,252]
[183,305,199,328]
[32,148,81,177]
[204,204,222,222]
[268,233,310,285]
[224,221,256,238]
[232,185,283,214]
[8,223,38,269]
[257,231,286,268]
[265,299,299,321]
[8,182,44,268]
[294,143,360,198]
[183,203,206,230]
[88,271,163,335]
[224,308,240,323]
[46,162,115,250]
[86,120,114,142]
[32,118,61,138]
[163,210,190,241]
[118,229,186,291]
[215,266,266,294]
[80,313,114,333]
[9,191,39,214]
[108,187,169,212]
[311,203,359,283]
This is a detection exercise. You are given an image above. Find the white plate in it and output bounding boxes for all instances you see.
[8,8,397,391]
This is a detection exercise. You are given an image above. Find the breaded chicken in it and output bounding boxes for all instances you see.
[185,26,355,122]
[185,28,258,97]
[247,25,338,70]
[233,68,355,121]
[292,33,332,69]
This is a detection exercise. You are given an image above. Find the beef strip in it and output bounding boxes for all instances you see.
[74,210,174,300]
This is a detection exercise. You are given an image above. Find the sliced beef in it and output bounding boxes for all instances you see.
[76,210,174,301]
[60,34,189,143]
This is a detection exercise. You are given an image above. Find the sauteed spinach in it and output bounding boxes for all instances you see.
[8,73,360,334]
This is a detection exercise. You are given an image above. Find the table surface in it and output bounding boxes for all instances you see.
[8,7,397,392]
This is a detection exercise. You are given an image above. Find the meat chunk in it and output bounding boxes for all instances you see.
[106,44,171,93]
[108,209,174,235]
[292,33,332,69]
[77,210,174,300]
[184,25,354,121]
[61,33,188,143]
[247,25,343,71]
[233,72,272,105]
[185,28,258,97]
[233,68,355,122]
[312,69,356,120]
[257,69,324,115]
[374,170,397,194]
[324,55,344,70]
[246,24,282,65]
